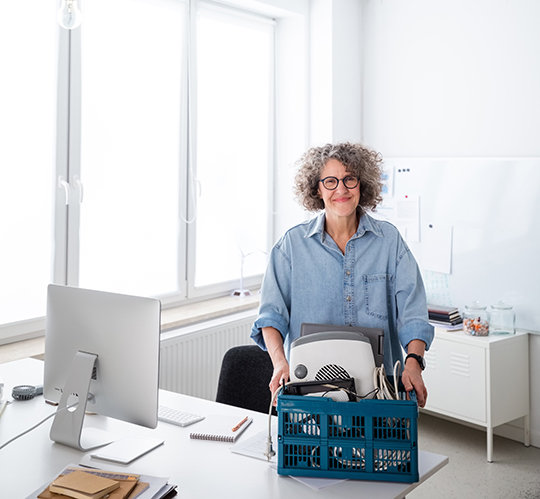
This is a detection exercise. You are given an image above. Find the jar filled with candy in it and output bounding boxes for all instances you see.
[489,301,515,335]
[463,301,489,336]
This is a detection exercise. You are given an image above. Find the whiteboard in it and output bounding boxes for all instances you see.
[377,158,540,333]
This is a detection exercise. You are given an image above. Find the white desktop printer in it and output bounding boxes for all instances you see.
[289,330,377,400]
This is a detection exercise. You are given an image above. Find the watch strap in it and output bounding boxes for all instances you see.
[405,353,425,371]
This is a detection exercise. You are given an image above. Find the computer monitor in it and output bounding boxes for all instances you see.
[43,284,161,451]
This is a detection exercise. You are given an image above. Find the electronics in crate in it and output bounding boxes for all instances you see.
[283,378,357,401]
[289,329,377,399]
[300,323,384,367]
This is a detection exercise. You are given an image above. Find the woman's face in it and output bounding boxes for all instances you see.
[318,159,360,223]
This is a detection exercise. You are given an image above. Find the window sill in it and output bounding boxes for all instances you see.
[0,292,260,365]
[160,292,260,331]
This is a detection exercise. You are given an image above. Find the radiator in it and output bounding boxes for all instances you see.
[159,309,257,401]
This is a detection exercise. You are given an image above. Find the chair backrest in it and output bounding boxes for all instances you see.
[215,345,274,414]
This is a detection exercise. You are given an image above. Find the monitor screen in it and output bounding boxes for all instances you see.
[43,284,161,450]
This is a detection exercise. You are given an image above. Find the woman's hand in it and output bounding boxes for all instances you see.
[402,340,428,407]
[262,327,290,405]
[269,358,290,405]
[401,362,428,408]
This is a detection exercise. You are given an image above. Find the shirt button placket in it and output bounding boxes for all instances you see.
[344,243,355,325]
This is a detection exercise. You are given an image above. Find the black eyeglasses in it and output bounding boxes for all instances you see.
[319,175,359,190]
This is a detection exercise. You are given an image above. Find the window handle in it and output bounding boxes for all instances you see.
[58,176,70,205]
[74,175,84,203]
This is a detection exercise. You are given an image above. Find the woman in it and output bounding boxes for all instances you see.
[250,142,433,407]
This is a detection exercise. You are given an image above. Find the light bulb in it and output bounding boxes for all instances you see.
[57,0,82,30]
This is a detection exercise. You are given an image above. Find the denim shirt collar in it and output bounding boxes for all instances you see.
[305,210,384,241]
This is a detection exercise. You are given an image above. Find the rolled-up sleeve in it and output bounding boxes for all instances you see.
[250,242,292,350]
[394,246,434,352]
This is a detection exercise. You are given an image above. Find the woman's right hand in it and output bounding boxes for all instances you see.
[269,359,290,405]
[262,327,290,405]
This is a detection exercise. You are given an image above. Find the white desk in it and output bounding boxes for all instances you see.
[0,359,448,499]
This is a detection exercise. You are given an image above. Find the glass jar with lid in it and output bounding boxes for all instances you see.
[489,301,515,335]
[463,301,489,336]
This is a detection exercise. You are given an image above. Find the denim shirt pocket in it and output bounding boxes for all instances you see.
[363,273,395,321]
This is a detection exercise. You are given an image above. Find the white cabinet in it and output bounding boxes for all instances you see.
[422,329,530,462]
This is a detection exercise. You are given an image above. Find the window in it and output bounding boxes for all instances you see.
[0,1,57,332]
[77,0,187,297]
[192,6,274,293]
[0,0,290,342]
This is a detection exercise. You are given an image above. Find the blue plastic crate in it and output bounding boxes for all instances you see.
[277,393,419,482]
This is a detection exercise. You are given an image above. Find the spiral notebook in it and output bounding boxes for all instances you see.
[190,415,253,442]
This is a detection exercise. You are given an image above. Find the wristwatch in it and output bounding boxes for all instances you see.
[405,353,426,371]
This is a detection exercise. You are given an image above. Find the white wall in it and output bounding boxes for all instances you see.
[310,0,363,146]
[361,0,540,448]
[361,0,540,157]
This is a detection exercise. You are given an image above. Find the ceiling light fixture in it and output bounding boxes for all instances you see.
[57,0,82,30]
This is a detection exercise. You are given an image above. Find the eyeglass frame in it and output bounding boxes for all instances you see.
[319,175,360,190]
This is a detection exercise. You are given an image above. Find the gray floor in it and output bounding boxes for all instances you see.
[409,414,540,499]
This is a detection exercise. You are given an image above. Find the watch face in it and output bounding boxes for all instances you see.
[408,354,425,370]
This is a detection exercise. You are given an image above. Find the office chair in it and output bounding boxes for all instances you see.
[216,345,274,414]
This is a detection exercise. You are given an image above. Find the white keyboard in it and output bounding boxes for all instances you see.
[158,406,205,427]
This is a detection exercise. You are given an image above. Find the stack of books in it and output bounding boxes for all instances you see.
[29,464,176,499]
[428,304,463,331]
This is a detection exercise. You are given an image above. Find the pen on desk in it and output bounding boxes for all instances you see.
[231,416,248,432]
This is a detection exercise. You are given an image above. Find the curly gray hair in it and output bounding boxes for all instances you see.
[293,142,384,212]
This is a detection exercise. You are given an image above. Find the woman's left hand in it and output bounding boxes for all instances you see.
[401,363,428,408]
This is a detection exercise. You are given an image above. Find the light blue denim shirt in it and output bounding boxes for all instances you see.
[250,211,434,373]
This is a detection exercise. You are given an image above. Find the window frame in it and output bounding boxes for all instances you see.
[0,0,309,344]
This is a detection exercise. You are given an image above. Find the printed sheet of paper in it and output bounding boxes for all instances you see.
[230,427,277,462]
[232,428,346,491]
[395,195,420,243]
[269,463,345,491]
